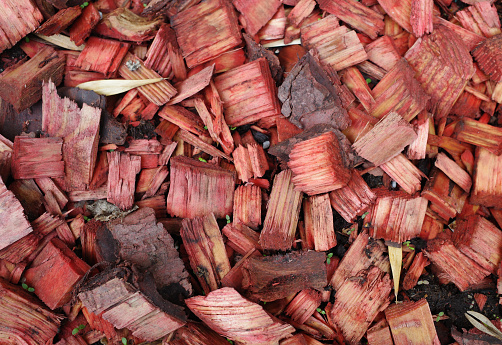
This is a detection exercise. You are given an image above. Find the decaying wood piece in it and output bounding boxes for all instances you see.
[278,52,350,131]
[288,131,352,195]
[434,152,472,192]
[285,289,321,325]
[174,129,232,161]
[472,33,502,84]
[457,2,501,38]
[158,104,207,138]
[214,58,281,127]
[69,3,100,46]
[0,178,33,251]
[385,299,440,345]
[35,6,82,35]
[366,319,393,345]
[97,208,191,296]
[106,151,141,210]
[353,112,417,166]
[407,114,430,160]
[78,267,186,342]
[170,321,231,344]
[232,0,281,37]
[12,137,64,180]
[424,238,491,291]
[181,213,231,294]
[242,251,326,302]
[303,194,336,251]
[402,252,430,290]
[166,156,235,218]
[24,238,90,309]
[233,184,262,229]
[75,37,130,78]
[330,266,392,344]
[454,117,502,155]
[259,170,302,251]
[42,80,101,191]
[0,0,43,53]
[222,222,261,256]
[171,0,242,68]
[410,0,434,37]
[186,287,295,345]
[301,16,367,71]
[404,23,475,121]
[329,171,376,222]
[0,47,65,112]
[0,278,61,345]
[470,147,502,208]
[453,215,502,274]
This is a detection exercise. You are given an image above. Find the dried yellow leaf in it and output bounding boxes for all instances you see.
[76,78,164,96]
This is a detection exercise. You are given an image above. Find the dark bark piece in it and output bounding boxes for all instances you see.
[0,47,65,112]
[242,251,327,302]
[98,207,192,298]
[47,0,85,9]
[35,6,82,35]
[0,0,43,54]
[278,52,350,131]
[243,33,283,84]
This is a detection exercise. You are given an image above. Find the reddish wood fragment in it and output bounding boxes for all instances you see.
[35,177,68,209]
[402,252,430,290]
[118,52,177,106]
[232,145,253,182]
[288,0,315,27]
[366,319,394,345]
[419,214,444,240]
[473,34,502,83]
[144,24,180,78]
[243,251,327,302]
[181,213,231,294]
[285,289,321,324]
[233,184,262,229]
[69,3,100,46]
[340,67,375,112]
[424,237,490,291]
[317,0,384,39]
[168,65,214,105]
[329,171,376,222]
[35,6,81,35]
[0,47,64,112]
[260,170,302,251]
[0,279,60,345]
[454,117,502,155]
[167,156,235,218]
[471,147,502,208]
[435,17,485,51]
[171,0,242,68]
[106,152,141,210]
[233,0,281,36]
[435,152,472,192]
[75,37,130,78]
[158,104,207,138]
[0,0,43,54]
[365,35,400,71]
[68,186,107,202]
[457,2,501,38]
[303,194,336,251]
[186,287,294,344]
[171,321,231,344]
[330,266,392,344]
[214,58,281,127]
[24,238,89,309]
[12,137,64,180]
[222,222,261,256]
[385,299,440,345]
[410,0,433,37]
[474,293,488,311]
[174,129,232,161]
[42,80,101,191]
[407,114,430,160]
[257,5,286,41]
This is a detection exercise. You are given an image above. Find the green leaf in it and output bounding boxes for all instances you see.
[326,258,331,264]
[226,215,231,224]
[227,339,234,344]
[72,328,79,335]
[78,324,86,330]
[28,287,35,292]
[365,78,372,84]
[22,283,28,289]
[122,337,128,345]
[25,37,30,43]
[230,126,237,131]
[204,125,208,130]
[143,3,147,6]
[327,253,333,258]
[361,212,369,219]
[83,216,90,222]
[198,157,207,163]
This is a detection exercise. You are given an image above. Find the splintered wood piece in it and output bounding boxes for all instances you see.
[42,80,101,191]
[82,308,118,342]
[364,35,400,71]
[330,266,392,344]
[435,17,485,51]
[457,3,501,38]
[370,59,430,122]
[0,47,65,112]
[317,0,384,39]
[422,168,467,221]
[280,334,309,345]
[303,194,336,251]
[301,18,367,71]
[385,299,440,345]
[233,184,262,229]
[453,215,502,274]
[424,237,491,291]
[331,231,390,290]
[353,112,417,166]
[232,145,253,182]
[12,137,64,180]
[242,251,327,302]
[166,156,235,218]
[174,129,232,161]
[340,67,375,112]
[471,147,502,208]
[181,213,231,294]
[214,58,281,127]
[288,0,316,27]
[379,155,422,195]
[474,293,488,311]
[222,222,261,256]
[78,269,186,341]
[256,5,286,41]
[35,177,68,210]
[472,34,502,83]
[288,131,352,195]
[278,52,350,131]
[376,0,413,33]
[285,289,321,324]
[171,0,242,68]
[404,23,475,121]
[94,7,162,42]
[233,0,281,36]
[410,0,433,37]
[0,0,43,53]
[144,24,180,78]
[402,251,430,290]
[69,3,100,46]
[24,238,90,309]
[140,166,168,199]
[0,279,61,345]
[35,6,81,36]
[434,152,472,192]
[118,52,177,106]
[329,171,376,222]
[366,319,393,345]
[0,178,33,251]
[454,117,502,155]
[106,151,141,210]
[186,287,295,344]
[259,170,302,251]
[158,104,207,138]
[167,65,214,105]
[75,37,130,78]
[408,114,430,160]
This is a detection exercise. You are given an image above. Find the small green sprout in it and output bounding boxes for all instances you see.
[403,240,415,250]
[72,324,86,335]
[204,125,208,129]
[80,1,89,8]
[108,149,115,152]
[83,215,90,222]
[227,339,234,344]
[361,211,369,219]
[198,157,207,163]
[365,78,372,84]
[230,126,237,131]
[22,283,34,292]
[226,215,231,224]
[143,3,147,7]
[316,307,326,315]
[122,337,128,345]
[25,37,30,43]
[436,311,444,322]
[326,252,334,265]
